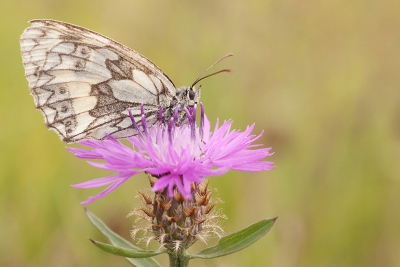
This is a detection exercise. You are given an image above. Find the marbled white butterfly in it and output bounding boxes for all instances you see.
[20,19,231,143]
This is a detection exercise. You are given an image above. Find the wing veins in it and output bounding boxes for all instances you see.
[44,103,159,125]
[66,112,158,140]
[35,94,161,108]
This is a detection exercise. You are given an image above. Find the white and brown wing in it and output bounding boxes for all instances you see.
[20,19,176,143]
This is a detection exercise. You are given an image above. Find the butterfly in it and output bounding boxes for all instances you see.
[20,19,231,143]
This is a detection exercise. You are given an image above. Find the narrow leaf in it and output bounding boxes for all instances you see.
[191,218,276,259]
[85,208,162,267]
[90,239,165,258]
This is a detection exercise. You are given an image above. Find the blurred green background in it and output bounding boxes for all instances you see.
[1,0,399,266]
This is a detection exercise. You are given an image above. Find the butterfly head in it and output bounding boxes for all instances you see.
[175,86,201,108]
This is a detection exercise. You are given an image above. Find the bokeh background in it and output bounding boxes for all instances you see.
[1,0,399,266]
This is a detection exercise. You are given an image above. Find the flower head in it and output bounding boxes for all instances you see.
[67,104,275,204]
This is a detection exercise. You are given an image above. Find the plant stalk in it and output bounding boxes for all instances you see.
[168,250,190,267]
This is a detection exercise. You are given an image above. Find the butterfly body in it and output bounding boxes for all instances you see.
[20,19,200,143]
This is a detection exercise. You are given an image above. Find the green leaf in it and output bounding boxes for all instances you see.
[85,208,162,267]
[190,217,277,259]
[90,239,165,258]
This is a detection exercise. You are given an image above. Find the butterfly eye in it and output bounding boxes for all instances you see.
[188,89,196,100]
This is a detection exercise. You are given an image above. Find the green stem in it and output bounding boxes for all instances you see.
[168,250,190,267]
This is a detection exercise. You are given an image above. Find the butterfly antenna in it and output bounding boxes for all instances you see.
[191,53,233,87]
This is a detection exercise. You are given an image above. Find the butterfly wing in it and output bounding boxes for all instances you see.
[20,19,176,143]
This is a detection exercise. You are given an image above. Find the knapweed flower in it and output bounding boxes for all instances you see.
[67,104,275,205]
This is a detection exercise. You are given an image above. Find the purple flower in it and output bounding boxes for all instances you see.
[67,105,275,205]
